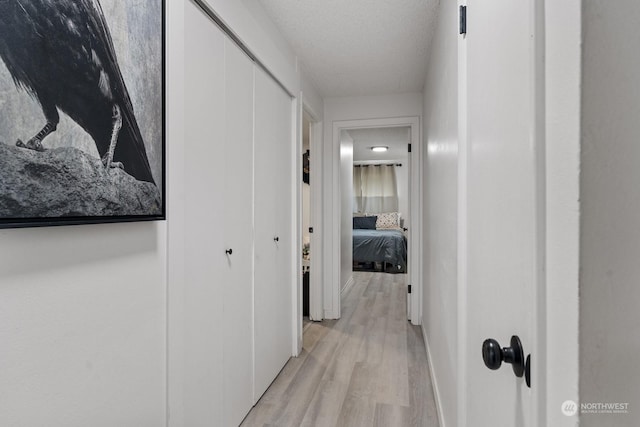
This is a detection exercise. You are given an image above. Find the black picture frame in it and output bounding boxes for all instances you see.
[0,0,166,229]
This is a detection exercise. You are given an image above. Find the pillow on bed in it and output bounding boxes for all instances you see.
[376,212,400,229]
[353,216,377,229]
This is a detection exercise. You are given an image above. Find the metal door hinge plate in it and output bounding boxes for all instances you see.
[460,6,467,35]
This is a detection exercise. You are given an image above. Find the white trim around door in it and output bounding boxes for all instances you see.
[293,97,324,358]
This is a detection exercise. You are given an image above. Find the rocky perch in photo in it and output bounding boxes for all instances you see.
[0,142,162,218]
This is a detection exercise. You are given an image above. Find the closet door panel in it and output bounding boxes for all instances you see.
[274,81,293,359]
[253,68,293,401]
[183,3,226,425]
[222,39,254,426]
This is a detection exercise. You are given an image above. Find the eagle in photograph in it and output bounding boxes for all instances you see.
[0,0,155,184]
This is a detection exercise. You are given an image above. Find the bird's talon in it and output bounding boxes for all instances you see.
[16,138,46,152]
[102,155,124,171]
[33,140,45,152]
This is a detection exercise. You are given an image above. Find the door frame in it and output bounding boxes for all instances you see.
[308,114,324,323]
[293,94,324,356]
[328,116,422,324]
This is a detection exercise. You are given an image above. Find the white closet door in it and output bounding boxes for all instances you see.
[222,39,254,426]
[183,3,226,425]
[253,68,293,401]
[274,79,293,363]
[184,3,257,425]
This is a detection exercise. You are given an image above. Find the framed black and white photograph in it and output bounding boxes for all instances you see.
[0,0,165,228]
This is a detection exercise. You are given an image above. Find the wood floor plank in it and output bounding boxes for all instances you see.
[269,329,346,426]
[334,362,378,426]
[376,327,410,407]
[299,379,349,427]
[373,402,412,427]
[255,321,329,408]
[299,323,365,426]
[240,272,439,427]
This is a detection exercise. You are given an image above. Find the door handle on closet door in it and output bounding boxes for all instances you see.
[273,237,279,242]
[225,248,233,255]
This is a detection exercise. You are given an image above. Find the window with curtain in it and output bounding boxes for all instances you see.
[353,164,399,214]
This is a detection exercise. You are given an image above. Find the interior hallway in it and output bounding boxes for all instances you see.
[241,272,438,427]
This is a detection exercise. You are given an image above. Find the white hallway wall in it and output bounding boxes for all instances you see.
[421,0,459,425]
[580,1,640,426]
[323,93,422,318]
[0,223,167,427]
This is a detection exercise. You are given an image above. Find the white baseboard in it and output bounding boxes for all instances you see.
[341,275,355,297]
[422,326,446,427]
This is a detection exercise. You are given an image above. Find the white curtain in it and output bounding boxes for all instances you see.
[353,164,399,214]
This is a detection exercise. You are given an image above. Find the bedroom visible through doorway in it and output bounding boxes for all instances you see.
[340,126,411,318]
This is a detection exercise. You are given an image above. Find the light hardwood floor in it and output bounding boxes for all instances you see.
[240,272,439,427]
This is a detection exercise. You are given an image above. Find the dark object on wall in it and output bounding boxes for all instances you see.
[353,215,377,230]
[0,0,165,228]
[303,270,309,316]
[303,150,310,184]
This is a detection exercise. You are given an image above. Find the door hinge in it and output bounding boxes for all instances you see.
[459,5,467,35]
[408,143,412,153]
[408,285,412,294]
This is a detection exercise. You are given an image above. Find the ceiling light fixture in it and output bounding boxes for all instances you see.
[371,146,389,153]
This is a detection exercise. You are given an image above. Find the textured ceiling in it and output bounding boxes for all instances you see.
[256,0,439,97]
[348,127,411,161]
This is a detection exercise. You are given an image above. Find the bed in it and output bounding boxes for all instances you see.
[353,228,407,273]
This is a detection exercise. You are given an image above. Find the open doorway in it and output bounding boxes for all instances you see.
[328,117,421,323]
[301,112,312,328]
[339,126,411,316]
[300,108,323,328]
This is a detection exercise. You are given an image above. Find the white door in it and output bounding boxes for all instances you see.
[183,4,226,425]
[253,68,293,401]
[462,1,540,425]
[184,3,254,425]
[222,39,255,426]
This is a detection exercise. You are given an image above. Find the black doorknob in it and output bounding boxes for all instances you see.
[482,335,525,378]
[225,248,233,255]
[274,237,279,242]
